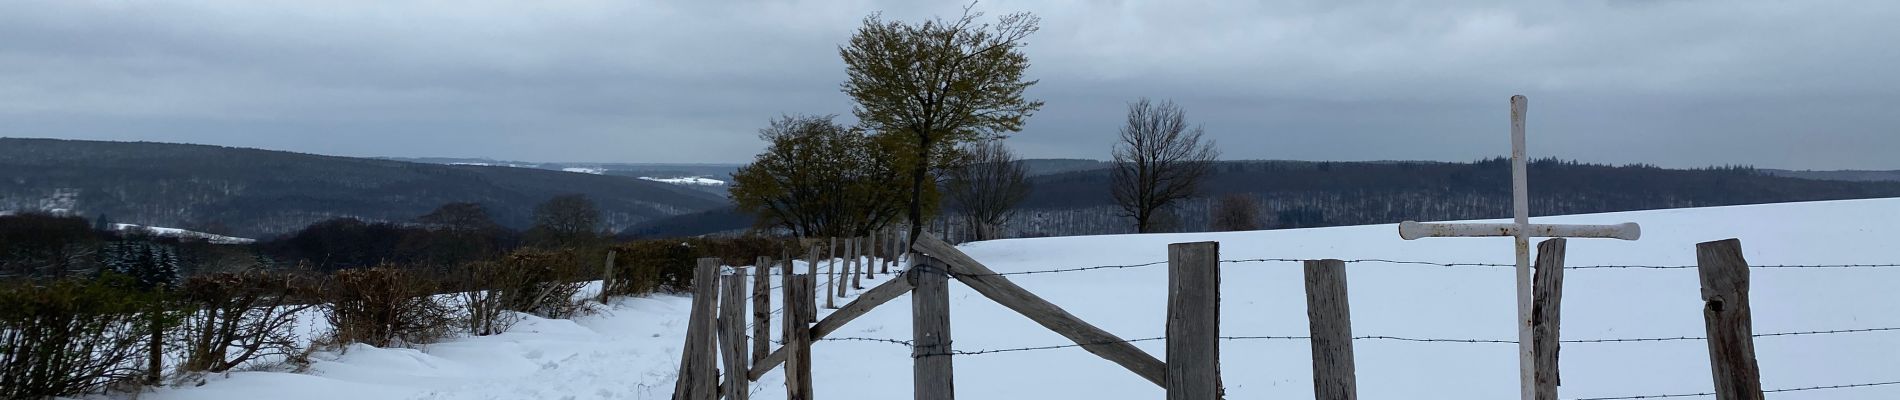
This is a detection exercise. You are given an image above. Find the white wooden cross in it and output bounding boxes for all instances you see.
[1397,95,1642,400]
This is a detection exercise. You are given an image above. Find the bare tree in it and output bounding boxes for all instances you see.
[1111,98,1219,233]
[1210,193,1264,231]
[945,141,1032,241]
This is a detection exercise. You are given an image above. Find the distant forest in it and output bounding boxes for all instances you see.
[0,139,729,238]
[632,158,1900,240]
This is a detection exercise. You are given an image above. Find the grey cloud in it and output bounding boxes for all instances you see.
[1,0,1895,168]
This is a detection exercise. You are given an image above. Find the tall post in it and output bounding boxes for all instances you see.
[671,258,719,400]
[881,229,896,272]
[851,237,865,290]
[784,275,815,400]
[865,235,878,279]
[1698,239,1764,400]
[752,257,772,364]
[806,244,820,323]
[911,254,954,400]
[832,237,844,303]
[1509,94,1535,400]
[718,273,750,400]
[1531,239,1566,400]
[1167,241,1220,400]
[601,249,618,303]
[1304,259,1356,400]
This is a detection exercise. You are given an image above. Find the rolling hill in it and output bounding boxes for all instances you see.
[0,138,730,237]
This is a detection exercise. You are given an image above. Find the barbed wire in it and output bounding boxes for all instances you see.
[929,257,1900,277]
[813,325,1900,357]
[1570,379,1900,400]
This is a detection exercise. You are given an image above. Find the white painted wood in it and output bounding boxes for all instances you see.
[1393,95,1643,400]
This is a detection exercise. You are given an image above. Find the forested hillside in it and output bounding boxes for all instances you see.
[1005,159,1900,237]
[0,138,729,237]
[630,159,1900,239]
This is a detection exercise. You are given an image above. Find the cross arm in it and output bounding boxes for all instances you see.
[1399,221,1641,241]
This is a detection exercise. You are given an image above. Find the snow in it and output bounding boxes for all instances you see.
[562,167,607,175]
[110,223,256,244]
[149,198,1900,399]
[639,176,725,186]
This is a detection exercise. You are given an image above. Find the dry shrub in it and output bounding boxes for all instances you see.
[176,270,318,373]
[0,277,154,398]
[611,240,693,294]
[495,249,587,319]
[321,267,453,348]
[604,237,801,295]
[458,261,519,336]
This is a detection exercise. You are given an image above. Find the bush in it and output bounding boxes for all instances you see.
[321,267,453,348]
[457,261,519,336]
[612,240,695,294]
[495,250,588,319]
[609,236,798,295]
[176,270,318,373]
[0,277,157,398]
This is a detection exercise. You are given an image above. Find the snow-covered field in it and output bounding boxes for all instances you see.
[149,198,1900,399]
[110,223,256,244]
[639,176,726,186]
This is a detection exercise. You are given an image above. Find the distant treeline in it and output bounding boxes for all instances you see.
[0,138,728,238]
[632,158,1900,239]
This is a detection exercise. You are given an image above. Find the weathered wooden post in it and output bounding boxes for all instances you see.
[884,229,897,274]
[1698,239,1764,400]
[1532,239,1566,400]
[670,258,720,400]
[753,257,772,364]
[1304,259,1355,400]
[911,254,954,400]
[827,240,839,309]
[1167,241,1220,400]
[865,235,878,280]
[718,273,749,400]
[855,236,870,288]
[784,274,815,400]
[600,249,618,303]
[806,244,820,323]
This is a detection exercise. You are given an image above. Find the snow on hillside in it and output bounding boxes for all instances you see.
[111,223,256,244]
[640,176,726,186]
[152,198,1900,399]
[562,167,607,175]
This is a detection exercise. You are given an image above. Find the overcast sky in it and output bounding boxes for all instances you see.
[3,0,1896,169]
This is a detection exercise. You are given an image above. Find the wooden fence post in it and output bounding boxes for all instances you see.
[671,258,719,400]
[912,234,1166,386]
[824,238,839,307]
[718,273,750,400]
[1532,239,1566,400]
[1167,241,1220,400]
[806,244,820,323]
[600,249,617,303]
[884,230,897,274]
[851,237,865,290]
[1697,239,1764,400]
[833,237,846,302]
[865,235,878,280]
[1304,259,1355,400]
[753,257,772,364]
[785,274,815,400]
[911,254,954,400]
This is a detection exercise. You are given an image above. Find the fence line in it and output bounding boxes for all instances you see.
[937,257,1900,277]
[1571,379,1900,400]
